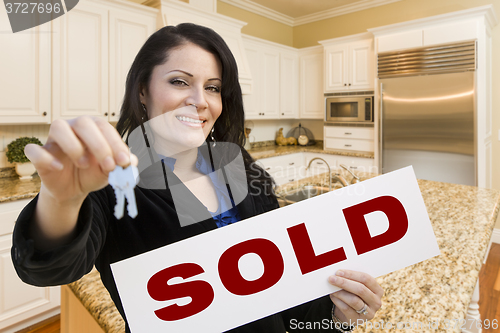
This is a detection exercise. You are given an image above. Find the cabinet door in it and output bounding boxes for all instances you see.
[299,51,323,119]
[242,45,261,119]
[0,10,50,124]
[324,45,348,92]
[279,52,299,119]
[109,10,156,122]
[0,200,60,331]
[262,50,280,118]
[349,40,373,90]
[52,2,109,120]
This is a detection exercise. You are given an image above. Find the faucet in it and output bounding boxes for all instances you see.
[339,164,361,185]
[306,157,333,191]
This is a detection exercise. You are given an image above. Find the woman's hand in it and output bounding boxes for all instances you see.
[25,116,136,203]
[328,270,383,327]
[24,116,138,248]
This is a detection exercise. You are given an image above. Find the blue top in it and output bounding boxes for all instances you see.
[160,149,241,228]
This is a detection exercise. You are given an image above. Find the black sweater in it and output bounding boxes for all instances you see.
[11,165,337,332]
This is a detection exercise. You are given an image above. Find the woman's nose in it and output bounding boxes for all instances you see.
[186,87,208,110]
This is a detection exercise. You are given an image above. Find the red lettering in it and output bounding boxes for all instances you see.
[343,195,408,255]
[147,263,214,321]
[287,223,347,275]
[218,238,284,295]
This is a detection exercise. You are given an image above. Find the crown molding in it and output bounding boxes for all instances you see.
[219,0,294,26]
[220,0,402,27]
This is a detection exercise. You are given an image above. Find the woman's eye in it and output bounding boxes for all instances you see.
[206,85,221,93]
[170,78,188,86]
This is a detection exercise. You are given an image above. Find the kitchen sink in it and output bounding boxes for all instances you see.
[277,185,330,206]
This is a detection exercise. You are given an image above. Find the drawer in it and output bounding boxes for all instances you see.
[0,199,31,237]
[325,138,374,152]
[273,170,300,186]
[324,126,374,140]
[258,153,304,175]
[335,156,376,173]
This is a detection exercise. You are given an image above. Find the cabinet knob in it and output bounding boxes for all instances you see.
[104,112,108,116]
[349,83,351,86]
[289,162,294,165]
[112,112,115,116]
[282,113,284,115]
[344,83,347,86]
[42,112,47,116]
[289,178,295,182]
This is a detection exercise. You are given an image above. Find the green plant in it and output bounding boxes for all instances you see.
[6,137,42,163]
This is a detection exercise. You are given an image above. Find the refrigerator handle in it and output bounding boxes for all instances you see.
[379,82,383,174]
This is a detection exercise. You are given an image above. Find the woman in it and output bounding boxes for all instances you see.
[12,23,383,332]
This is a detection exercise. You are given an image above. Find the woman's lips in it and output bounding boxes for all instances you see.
[175,115,206,128]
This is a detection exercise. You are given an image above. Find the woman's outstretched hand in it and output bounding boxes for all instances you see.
[24,116,138,248]
[328,270,383,327]
[25,116,137,203]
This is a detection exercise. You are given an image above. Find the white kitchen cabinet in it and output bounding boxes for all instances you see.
[279,51,299,119]
[298,46,324,119]
[320,33,374,93]
[257,153,305,186]
[52,0,157,122]
[324,125,374,153]
[0,10,51,124]
[242,35,299,120]
[0,199,60,332]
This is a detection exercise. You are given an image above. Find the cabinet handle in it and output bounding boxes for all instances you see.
[316,161,324,164]
[344,132,352,135]
[104,112,108,116]
[289,162,294,165]
[345,144,352,147]
[350,166,357,169]
[112,112,115,116]
[289,178,295,182]
[42,112,47,116]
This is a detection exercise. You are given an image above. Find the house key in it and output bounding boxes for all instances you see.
[108,164,139,219]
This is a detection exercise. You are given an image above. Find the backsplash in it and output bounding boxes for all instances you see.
[0,125,50,168]
[0,119,324,167]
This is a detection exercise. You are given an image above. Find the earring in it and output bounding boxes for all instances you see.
[211,127,216,147]
[141,103,147,121]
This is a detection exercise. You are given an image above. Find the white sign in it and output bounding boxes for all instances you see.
[111,166,440,332]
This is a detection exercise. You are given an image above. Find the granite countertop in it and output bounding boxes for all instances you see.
[247,142,374,160]
[66,171,499,333]
[0,168,41,203]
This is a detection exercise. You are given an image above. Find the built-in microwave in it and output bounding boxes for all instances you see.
[325,93,374,123]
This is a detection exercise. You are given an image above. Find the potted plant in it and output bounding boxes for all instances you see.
[6,137,42,180]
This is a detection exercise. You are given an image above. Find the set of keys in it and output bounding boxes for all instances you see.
[108,164,139,219]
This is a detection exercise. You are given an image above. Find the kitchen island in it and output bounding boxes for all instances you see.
[58,171,499,333]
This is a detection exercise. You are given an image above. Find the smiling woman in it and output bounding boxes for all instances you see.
[12,23,383,333]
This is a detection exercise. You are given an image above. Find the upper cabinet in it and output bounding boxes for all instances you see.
[52,0,157,122]
[155,0,252,94]
[298,46,323,119]
[320,33,374,93]
[242,35,299,120]
[0,9,51,124]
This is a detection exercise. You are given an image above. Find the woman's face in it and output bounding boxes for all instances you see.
[140,42,223,154]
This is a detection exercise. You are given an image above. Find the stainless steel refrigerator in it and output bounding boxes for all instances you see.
[379,42,476,186]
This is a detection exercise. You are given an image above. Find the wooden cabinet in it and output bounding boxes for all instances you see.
[320,34,374,93]
[0,199,60,332]
[243,36,299,120]
[298,47,324,119]
[52,0,157,122]
[324,126,374,153]
[0,10,51,124]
